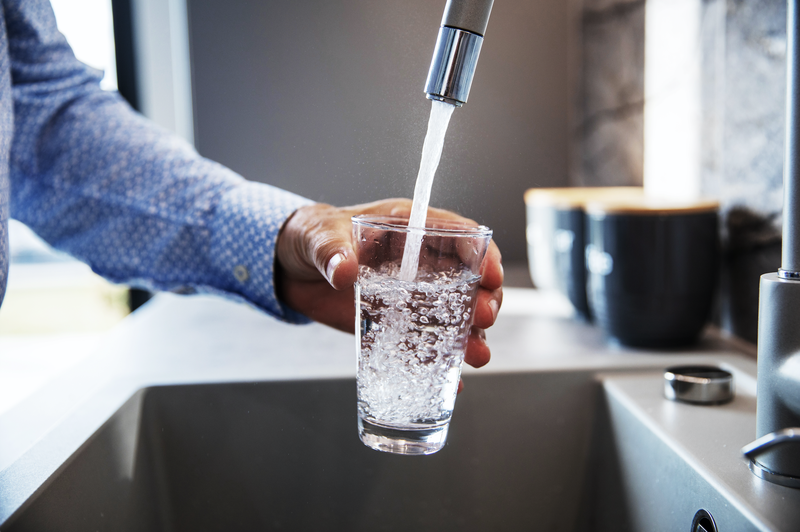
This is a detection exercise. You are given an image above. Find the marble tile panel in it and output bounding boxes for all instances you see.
[715,0,786,219]
[711,1,786,341]
[581,0,645,117]
[576,0,645,186]
[578,109,644,186]
[574,0,787,341]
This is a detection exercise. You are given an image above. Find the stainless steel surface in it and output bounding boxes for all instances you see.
[784,0,800,273]
[755,273,800,482]
[424,26,483,106]
[743,427,800,459]
[778,269,800,279]
[663,365,734,405]
[749,460,800,489]
[440,0,494,36]
[751,0,800,488]
[743,428,800,488]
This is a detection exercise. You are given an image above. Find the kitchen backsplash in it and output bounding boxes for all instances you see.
[575,0,785,343]
[574,0,645,188]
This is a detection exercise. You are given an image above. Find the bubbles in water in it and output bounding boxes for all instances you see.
[356,264,480,427]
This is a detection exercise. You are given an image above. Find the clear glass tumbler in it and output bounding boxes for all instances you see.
[351,215,492,455]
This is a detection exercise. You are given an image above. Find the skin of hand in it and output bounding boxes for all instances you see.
[275,198,504,384]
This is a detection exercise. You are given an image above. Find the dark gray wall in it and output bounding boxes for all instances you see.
[186,0,572,262]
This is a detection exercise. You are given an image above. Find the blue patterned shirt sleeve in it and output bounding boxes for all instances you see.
[5,0,314,323]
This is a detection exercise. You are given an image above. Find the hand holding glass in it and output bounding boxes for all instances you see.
[352,215,492,455]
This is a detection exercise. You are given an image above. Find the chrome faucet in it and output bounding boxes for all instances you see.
[425,0,494,107]
[743,0,800,489]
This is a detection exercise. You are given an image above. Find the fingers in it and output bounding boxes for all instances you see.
[277,198,504,349]
[278,199,471,293]
[464,326,490,368]
[326,251,359,290]
[277,204,332,281]
[427,205,477,226]
[480,240,503,290]
[377,198,474,226]
[385,198,413,217]
[305,217,357,290]
[277,203,358,290]
[473,286,502,329]
[280,278,357,333]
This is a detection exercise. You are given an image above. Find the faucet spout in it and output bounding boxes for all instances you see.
[783,0,800,276]
[751,274,800,484]
[424,0,494,107]
[745,0,800,488]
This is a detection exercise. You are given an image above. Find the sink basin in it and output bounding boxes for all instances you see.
[5,364,797,531]
[4,372,604,531]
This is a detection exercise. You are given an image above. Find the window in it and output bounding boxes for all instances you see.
[1,0,129,337]
[0,0,131,415]
[50,0,118,91]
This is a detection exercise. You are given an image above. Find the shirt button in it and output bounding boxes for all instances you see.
[233,265,249,282]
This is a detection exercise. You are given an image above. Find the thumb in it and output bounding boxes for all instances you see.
[277,204,357,289]
[303,216,359,290]
[317,244,358,290]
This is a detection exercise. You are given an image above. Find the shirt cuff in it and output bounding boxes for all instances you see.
[208,180,314,323]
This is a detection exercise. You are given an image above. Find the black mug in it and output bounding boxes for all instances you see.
[585,199,720,348]
[525,187,643,321]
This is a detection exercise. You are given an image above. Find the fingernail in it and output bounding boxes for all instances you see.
[488,299,499,321]
[326,253,346,284]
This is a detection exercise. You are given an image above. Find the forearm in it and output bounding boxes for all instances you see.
[9,60,312,321]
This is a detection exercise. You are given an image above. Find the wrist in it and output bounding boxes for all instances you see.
[208,181,313,322]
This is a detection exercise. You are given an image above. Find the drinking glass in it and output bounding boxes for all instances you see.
[351,214,492,455]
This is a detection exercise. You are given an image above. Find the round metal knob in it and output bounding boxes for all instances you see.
[664,365,734,405]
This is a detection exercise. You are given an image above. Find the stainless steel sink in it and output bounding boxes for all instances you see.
[6,363,796,532]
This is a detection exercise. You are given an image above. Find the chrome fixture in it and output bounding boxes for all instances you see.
[663,366,734,405]
[744,429,800,488]
[743,0,800,488]
[425,0,493,107]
